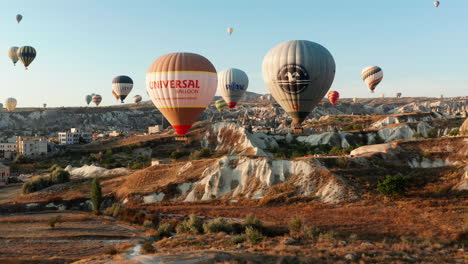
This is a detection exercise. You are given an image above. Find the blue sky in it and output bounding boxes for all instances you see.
[0,0,466,107]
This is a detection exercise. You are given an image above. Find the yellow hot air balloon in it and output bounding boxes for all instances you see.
[5,98,17,112]
[8,47,19,66]
[262,40,336,126]
[146,52,217,135]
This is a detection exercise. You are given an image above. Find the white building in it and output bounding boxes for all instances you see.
[0,163,10,183]
[16,136,48,157]
[0,142,17,160]
[58,128,92,145]
[148,125,163,134]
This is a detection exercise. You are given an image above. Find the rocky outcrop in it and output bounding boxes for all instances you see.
[184,156,357,204]
[460,118,468,136]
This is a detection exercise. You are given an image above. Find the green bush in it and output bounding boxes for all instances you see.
[374,135,385,144]
[245,227,263,245]
[413,133,424,139]
[90,177,103,215]
[288,218,303,239]
[22,177,52,194]
[427,130,437,138]
[203,217,233,234]
[244,214,263,230]
[318,230,337,242]
[230,234,247,244]
[170,151,189,160]
[104,203,122,217]
[176,214,203,234]
[143,220,155,229]
[48,215,63,229]
[48,164,61,172]
[50,169,70,184]
[156,223,174,238]
[302,225,321,240]
[449,128,459,136]
[377,175,410,196]
[189,148,212,160]
[353,124,364,130]
[328,146,344,156]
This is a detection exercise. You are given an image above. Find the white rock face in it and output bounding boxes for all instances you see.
[408,158,452,168]
[184,156,357,204]
[65,164,130,178]
[143,193,165,203]
[202,122,279,156]
[350,143,400,157]
[297,132,352,148]
[455,166,468,191]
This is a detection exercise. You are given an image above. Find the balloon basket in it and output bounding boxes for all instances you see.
[175,136,189,141]
[293,127,304,134]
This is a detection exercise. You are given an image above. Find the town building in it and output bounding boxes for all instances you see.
[0,142,17,159]
[16,136,48,157]
[58,128,93,145]
[0,163,10,183]
[148,125,164,134]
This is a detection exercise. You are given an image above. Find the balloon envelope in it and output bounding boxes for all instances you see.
[133,95,142,104]
[217,68,249,108]
[16,14,22,23]
[8,47,19,65]
[215,99,228,112]
[5,98,17,112]
[17,46,36,69]
[227,27,234,35]
[262,40,336,125]
[92,95,102,106]
[361,66,383,93]
[434,1,439,7]
[112,75,133,103]
[112,90,119,100]
[146,52,217,135]
[85,95,92,105]
[328,91,340,105]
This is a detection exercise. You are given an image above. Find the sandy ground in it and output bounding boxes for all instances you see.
[0,211,143,264]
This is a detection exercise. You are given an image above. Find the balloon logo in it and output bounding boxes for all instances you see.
[274,64,311,94]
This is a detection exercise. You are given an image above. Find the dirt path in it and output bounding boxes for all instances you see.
[0,185,22,204]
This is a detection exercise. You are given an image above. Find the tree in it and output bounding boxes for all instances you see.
[90,177,103,215]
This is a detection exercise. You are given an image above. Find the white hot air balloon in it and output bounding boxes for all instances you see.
[434,1,440,7]
[133,95,142,104]
[262,40,336,126]
[217,68,249,108]
[5,98,17,112]
[227,27,234,36]
[112,76,134,103]
[8,47,19,66]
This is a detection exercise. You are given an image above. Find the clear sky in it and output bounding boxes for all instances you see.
[0,0,466,107]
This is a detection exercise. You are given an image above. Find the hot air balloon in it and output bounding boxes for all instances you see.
[434,1,440,7]
[217,68,249,108]
[396,92,402,98]
[16,14,22,23]
[112,75,133,103]
[227,27,234,36]
[85,95,92,105]
[262,40,336,126]
[361,66,383,93]
[328,91,340,105]
[92,94,102,106]
[215,99,228,112]
[133,95,142,104]
[5,98,17,112]
[112,90,119,100]
[8,47,19,66]
[17,46,36,69]
[146,52,217,135]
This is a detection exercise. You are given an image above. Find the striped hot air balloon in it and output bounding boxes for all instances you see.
[133,95,142,104]
[328,91,340,105]
[112,75,133,103]
[146,52,217,135]
[215,99,228,112]
[217,68,249,108]
[361,66,383,93]
[17,46,36,69]
[262,40,336,126]
[92,94,102,106]
[8,47,19,66]
[5,98,17,112]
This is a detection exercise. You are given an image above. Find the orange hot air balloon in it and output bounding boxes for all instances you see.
[146,52,217,135]
[328,91,340,105]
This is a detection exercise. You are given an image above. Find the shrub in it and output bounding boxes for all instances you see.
[413,133,424,139]
[348,233,359,242]
[377,175,409,196]
[105,246,118,255]
[169,151,189,160]
[50,169,70,184]
[427,130,437,138]
[245,227,263,245]
[48,215,63,229]
[143,220,155,229]
[104,203,122,217]
[449,128,459,136]
[328,146,344,156]
[353,124,364,130]
[176,214,203,234]
[90,177,103,215]
[22,177,51,194]
[303,225,321,240]
[244,214,263,230]
[203,217,233,234]
[156,223,173,238]
[288,218,303,239]
[318,230,337,242]
[230,234,247,244]
[374,135,385,144]
[48,164,61,172]
[141,240,155,254]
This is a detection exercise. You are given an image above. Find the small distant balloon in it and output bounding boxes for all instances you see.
[215,99,228,112]
[85,95,92,105]
[8,47,19,66]
[434,1,440,7]
[327,91,340,105]
[17,46,36,69]
[16,14,22,23]
[396,92,402,98]
[227,27,234,36]
[133,95,142,104]
[92,94,102,106]
[5,98,17,112]
[217,68,249,109]
[112,75,133,103]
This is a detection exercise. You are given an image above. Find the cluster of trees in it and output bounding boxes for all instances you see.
[22,164,70,194]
